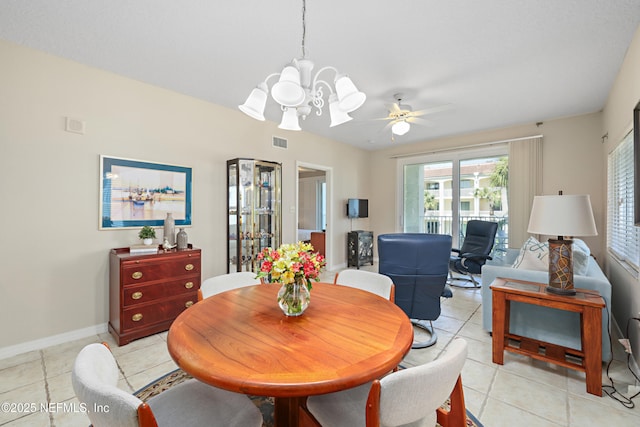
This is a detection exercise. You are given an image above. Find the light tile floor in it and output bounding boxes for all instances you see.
[1,268,640,426]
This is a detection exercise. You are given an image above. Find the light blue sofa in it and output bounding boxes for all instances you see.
[481,248,612,361]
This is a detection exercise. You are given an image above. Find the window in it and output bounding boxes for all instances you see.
[607,130,640,271]
[399,146,508,249]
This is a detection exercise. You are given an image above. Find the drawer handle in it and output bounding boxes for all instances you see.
[184,282,194,289]
[185,264,194,271]
[131,291,143,300]
[132,271,143,280]
[185,301,194,308]
[132,313,143,322]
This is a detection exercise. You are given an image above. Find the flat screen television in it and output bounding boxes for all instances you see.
[347,198,368,218]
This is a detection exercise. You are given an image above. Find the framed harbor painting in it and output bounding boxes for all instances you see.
[100,155,192,229]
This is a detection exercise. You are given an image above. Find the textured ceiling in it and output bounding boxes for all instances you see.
[1,0,639,150]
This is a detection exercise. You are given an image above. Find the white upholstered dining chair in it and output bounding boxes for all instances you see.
[71,342,262,427]
[333,269,395,301]
[301,338,469,427]
[198,271,262,301]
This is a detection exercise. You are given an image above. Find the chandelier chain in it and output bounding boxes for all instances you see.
[301,0,307,58]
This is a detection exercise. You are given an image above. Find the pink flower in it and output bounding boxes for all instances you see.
[260,261,272,272]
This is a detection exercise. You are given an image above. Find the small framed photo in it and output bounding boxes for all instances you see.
[100,155,192,229]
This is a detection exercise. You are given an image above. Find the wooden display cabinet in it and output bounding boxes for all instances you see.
[227,158,282,273]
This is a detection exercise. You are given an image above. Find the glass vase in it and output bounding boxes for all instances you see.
[277,277,310,316]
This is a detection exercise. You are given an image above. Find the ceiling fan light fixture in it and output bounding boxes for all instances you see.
[329,93,353,127]
[392,120,410,136]
[238,82,268,121]
[278,107,302,131]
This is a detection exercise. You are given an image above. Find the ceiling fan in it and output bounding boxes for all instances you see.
[375,93,452,138]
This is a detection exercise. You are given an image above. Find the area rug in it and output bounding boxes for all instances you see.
[135,369,483,427]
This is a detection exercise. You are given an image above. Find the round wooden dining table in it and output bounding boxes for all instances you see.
[167,282,413,427]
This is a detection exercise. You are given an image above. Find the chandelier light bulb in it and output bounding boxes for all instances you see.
[278,107,302,131]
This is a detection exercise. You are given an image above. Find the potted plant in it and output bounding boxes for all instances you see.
[138,226,156,245]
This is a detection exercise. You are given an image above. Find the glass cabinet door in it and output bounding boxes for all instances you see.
[227,158,281,273]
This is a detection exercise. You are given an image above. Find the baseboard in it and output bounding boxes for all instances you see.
[0,323,108,360]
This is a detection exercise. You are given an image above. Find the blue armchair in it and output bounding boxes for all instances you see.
[378,233,453,348]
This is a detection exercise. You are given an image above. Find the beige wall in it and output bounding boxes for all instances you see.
[0,40,371,351]
[602,25,640,367]
[370,113,605,259]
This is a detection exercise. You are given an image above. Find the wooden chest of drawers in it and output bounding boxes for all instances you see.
[109,246,201,346]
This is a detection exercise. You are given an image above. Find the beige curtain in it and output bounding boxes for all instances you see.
[508,136,543,248]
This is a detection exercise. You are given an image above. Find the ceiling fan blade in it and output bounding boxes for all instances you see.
[408,117,435,127]
[411,104,454,117]
[381,120,398,132]
[386,102,402,114]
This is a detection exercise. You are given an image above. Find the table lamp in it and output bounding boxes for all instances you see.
[527,192,598,295]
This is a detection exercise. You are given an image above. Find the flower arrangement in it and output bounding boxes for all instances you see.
[256,241,326,289]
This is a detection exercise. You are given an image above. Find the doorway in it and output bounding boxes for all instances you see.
[297,162,332,269]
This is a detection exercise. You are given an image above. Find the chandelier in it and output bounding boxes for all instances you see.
[238,0,366,130]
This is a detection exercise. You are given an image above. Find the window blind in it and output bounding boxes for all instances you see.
[607,130,640,270]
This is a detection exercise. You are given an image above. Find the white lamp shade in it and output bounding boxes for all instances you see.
[278,107,301,131]
[271,65,306,107]
[329,94,353,127]
[335,75,366,113]
[527,194,598,237]
[392,120,411,136]
[238,83,268,121]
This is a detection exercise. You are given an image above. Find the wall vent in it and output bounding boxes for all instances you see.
[272,136,288,149]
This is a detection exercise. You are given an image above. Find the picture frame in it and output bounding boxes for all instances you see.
[100,155,192,229]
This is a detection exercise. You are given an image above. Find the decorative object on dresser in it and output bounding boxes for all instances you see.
[227,158,282,273]
[347,230,373,268]
[138,225,156,246]
[176,227,188,250]
[129,244,160,255]
[527,191,597,295]
[163,212,175,245]
[109,246,201,346]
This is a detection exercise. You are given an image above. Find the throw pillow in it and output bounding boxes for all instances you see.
[512,236,548,271]
[572,238,591,276]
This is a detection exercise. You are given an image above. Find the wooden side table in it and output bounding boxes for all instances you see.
[490,277,605,396]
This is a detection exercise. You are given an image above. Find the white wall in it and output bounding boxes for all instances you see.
[0,40,371,351]
[602,25,640,368]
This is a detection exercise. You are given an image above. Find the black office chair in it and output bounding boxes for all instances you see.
[378,233,452,348]
[449,220,498,288]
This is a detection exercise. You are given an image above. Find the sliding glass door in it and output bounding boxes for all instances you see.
[400,147,509,253]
